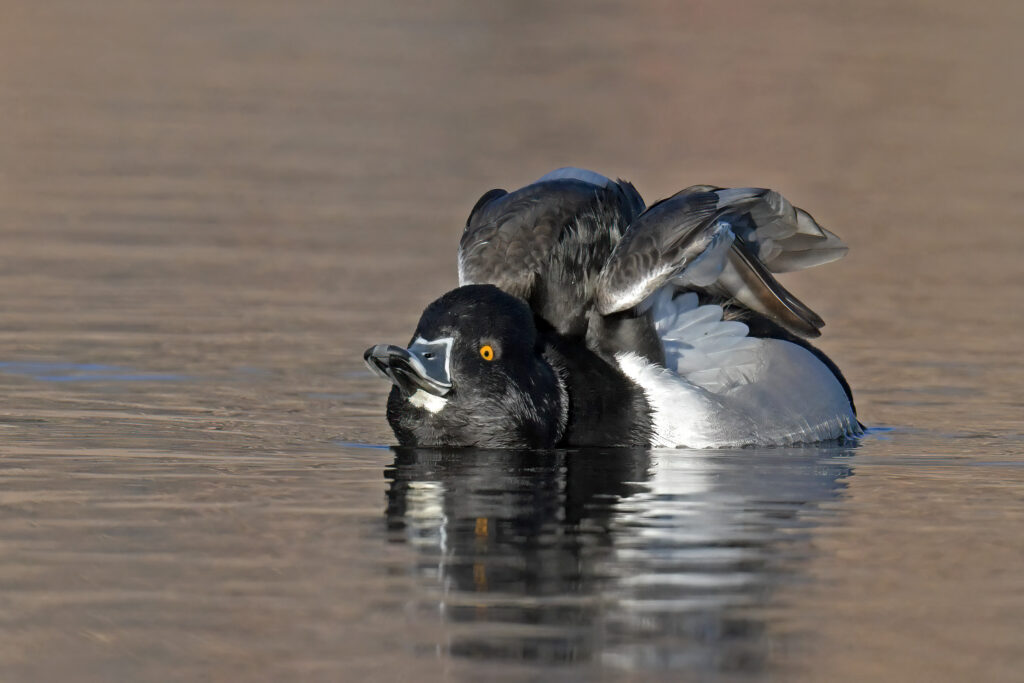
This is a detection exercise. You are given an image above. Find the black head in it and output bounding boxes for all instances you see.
[364,285,564,448]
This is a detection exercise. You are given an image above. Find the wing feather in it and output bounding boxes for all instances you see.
[458,173,645,300]
[595,190,722,314]
[596,186,843,337]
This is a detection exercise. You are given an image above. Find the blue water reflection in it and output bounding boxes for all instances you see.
[0,361,187,383]
[384,446,855,674]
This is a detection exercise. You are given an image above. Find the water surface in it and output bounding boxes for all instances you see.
[1,0,1022,680]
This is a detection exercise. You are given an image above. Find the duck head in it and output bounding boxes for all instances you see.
[364,285,565,448]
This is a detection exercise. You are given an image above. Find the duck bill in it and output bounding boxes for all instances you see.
[363,338,453,398]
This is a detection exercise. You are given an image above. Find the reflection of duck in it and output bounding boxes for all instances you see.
[384,445,856,672]
[366,168,860,448]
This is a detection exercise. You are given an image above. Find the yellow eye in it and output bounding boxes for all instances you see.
[479,345,494,361]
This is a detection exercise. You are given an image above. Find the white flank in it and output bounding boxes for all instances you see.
[408,390,448,414]
[617,285,861,448]
[616,352,748,449]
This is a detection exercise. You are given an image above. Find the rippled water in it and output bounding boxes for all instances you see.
[2,1,1023,680]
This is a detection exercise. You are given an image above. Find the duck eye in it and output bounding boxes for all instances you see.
[479,345,495,361]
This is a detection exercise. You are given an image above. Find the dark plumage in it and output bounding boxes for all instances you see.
[371,285,650,448]
[459,178,645,341]
[365,168,860,449]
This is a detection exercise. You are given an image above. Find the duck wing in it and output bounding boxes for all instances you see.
[458,168,645,333]
[712,188,849,273]
[595,187,847,338]
[594,188,724,315]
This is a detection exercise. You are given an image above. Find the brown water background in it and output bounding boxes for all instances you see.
[1,1,1022,680]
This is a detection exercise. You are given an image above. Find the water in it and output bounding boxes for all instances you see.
[1,0,1022,680]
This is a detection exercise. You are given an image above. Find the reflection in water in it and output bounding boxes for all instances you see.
[385,446,855,674]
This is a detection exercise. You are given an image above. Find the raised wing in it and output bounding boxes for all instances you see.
[596,186,847,338]
[594,188,723,315]
[458,169,645,300]
[713,188,848,273]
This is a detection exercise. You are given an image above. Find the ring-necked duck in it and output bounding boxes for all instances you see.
[365,168,861,448]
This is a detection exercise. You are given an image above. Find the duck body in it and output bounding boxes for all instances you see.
[365,168,862,449]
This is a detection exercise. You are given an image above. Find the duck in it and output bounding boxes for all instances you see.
[364,167,861,448]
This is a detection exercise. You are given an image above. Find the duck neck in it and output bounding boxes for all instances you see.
[541,333,653,448]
